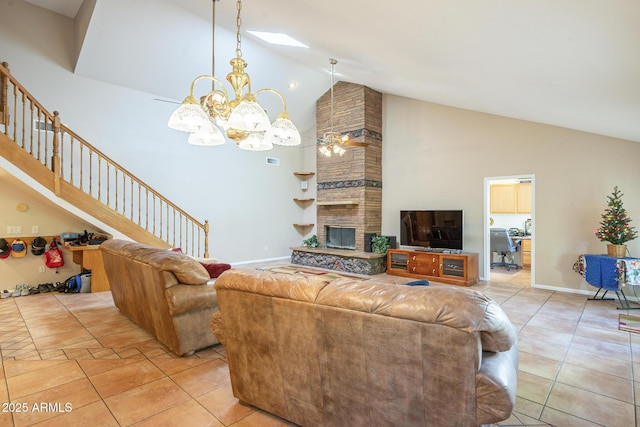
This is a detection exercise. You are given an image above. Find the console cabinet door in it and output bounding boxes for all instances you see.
[387,250,409,274]
[440,256,467,280]
[408,253,439,276]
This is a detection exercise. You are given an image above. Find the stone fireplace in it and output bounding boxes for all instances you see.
[290,81,385,275]
[316,81,383,251]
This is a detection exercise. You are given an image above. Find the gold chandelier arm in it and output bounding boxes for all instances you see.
[188,75,229,101]
[255,88,290,118]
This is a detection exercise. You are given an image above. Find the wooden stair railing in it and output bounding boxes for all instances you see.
[0,62,209,257]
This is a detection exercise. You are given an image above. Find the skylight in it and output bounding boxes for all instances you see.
[247,31,308,48]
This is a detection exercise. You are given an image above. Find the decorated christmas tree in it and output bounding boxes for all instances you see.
[595,186,638,245]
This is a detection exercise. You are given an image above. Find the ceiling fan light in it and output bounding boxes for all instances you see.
[319,144,331,157]
[227,99,271,131]
[187,124,226,146]
[265,117,301,146]
[168,103,210,133]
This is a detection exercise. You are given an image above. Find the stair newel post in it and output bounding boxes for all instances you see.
[204,219,210,258]
[52,110,62,196]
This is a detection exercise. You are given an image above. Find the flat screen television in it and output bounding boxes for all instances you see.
[400,210,463,250]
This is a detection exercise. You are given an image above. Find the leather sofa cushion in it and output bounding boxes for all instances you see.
[165,283,218,316]
[101,239,210,285]
[215,271,516,353]
[214,268,330,302]
[316,278,517,352]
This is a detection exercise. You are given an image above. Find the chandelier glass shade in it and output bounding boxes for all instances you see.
[167,0,301,150]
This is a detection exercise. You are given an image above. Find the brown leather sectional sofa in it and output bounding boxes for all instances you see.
[212,269,518,426]
[100,239,220,356]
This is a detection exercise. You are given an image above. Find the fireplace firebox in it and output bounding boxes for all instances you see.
[325,226,356,250]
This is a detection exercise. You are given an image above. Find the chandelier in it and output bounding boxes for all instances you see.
[318,59,368,157]
[167,0,301,151]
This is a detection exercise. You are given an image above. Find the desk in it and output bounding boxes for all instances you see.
[507,235,531,269]
[63,245,110,292]
[573,254,640,309]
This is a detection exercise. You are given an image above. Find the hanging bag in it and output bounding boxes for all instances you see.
[45,239,65,268]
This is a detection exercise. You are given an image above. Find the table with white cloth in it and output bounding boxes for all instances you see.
[573,254,640,309]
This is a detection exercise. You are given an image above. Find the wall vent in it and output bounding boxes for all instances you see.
[266,157,280,166]
[34,120,54,132]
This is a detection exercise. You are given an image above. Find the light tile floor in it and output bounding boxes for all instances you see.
[0,265,638,426]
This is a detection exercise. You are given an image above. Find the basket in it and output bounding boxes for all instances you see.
[607,244,627,258]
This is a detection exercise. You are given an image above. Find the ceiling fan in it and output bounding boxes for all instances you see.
[318,58,369,157]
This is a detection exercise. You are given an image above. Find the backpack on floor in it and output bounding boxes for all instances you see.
[59,273,82,293]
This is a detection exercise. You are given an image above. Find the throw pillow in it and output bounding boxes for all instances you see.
[200,262,231,279]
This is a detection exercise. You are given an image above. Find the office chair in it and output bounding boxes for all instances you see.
[490,228,520,271]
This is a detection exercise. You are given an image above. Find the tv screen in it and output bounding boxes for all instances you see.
[400,210,463,250]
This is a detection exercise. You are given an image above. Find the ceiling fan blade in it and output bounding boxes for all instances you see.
[343,141,369,147]
[154,98,181,105]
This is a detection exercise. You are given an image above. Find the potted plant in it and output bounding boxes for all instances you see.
[302,235,321,248]
[594,186,637,257]
[371,234,391,255]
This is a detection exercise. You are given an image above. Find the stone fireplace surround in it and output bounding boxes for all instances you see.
[315,81,383,252]
[291,81,384,275]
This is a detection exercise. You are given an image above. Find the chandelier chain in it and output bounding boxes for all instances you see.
[212,0,216,90]
[235,0,242,58]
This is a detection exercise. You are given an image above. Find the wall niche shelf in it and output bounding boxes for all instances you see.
[293,172,316,233]
[293,172,315,179]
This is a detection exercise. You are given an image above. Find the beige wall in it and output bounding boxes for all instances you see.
[0,169,105,288]
[382,95,640,293]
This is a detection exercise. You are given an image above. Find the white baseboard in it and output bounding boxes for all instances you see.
[231,255,290,267]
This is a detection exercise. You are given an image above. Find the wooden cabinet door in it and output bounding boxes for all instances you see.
[521,239,531,269]
[490,184,517,213]
[408,253,439,276]
[517,183,531,213]
[440,256,466,279]
[387,250,409,273]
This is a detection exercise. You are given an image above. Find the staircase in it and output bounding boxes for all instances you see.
[0,62,209,257]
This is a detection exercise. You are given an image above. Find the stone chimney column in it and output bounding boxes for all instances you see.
[316,81,383,251]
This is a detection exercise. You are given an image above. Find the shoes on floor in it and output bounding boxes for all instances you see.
[11,284,30,297]
[1,289,11,299]
[38,283,53,293]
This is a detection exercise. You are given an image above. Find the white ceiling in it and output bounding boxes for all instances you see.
[24,0,640,142]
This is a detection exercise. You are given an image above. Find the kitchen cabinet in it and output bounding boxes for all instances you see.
[490,183,531,214]
[521,238,531,269]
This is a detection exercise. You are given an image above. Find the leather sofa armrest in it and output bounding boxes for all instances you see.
[210,311,226,347]
[476,341,518,425]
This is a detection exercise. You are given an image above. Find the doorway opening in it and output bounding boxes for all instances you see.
[484,175,534,286]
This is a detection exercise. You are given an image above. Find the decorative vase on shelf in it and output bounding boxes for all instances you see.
[607,244,627,258]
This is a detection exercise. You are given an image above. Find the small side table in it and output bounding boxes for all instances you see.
[574,254,640,310]
[63,245,110,292]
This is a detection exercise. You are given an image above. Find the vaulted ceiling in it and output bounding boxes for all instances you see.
[23,0,640,142]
